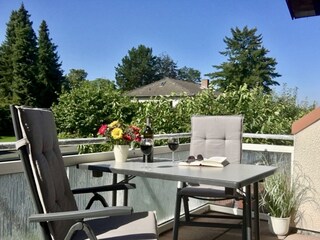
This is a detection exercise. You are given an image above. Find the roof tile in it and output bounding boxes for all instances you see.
[126,78,203,97]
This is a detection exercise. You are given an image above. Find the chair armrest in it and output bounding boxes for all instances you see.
[29,206,133,222]
[72,183,136,195]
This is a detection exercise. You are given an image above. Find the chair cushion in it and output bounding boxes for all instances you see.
[180,185,226,197]
[180,185,242,199]
[186,115,243,199]
[72,211,158,240]
[19,107,78,239]
[190,115,243,164]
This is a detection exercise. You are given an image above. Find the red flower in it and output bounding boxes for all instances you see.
[134,135,141,142]
[129,125,141,142]
[131,125,140,133]
[98,124,107,135]
[123,134,132,141]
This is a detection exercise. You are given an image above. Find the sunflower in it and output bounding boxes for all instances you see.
[111,127,123,140]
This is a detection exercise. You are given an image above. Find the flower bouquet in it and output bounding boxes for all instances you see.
[97,120,141,145]
[98,120,141,162]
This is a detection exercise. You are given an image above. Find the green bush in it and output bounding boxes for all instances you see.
[52,79,138,137]
[52,81,314,150]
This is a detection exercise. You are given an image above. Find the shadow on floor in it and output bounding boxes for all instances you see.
[159,212,278,240]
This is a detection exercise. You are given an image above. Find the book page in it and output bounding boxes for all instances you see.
[178,160,202,166]
[203,156,227,163]
[179,156,229,167]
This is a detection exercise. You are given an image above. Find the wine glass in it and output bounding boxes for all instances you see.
[168,137,179,164]
[140,138,153,169]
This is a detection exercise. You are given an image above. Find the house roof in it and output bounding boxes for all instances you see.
[126,78,203,97]
[292,107,320,134]
[286,0,320,19]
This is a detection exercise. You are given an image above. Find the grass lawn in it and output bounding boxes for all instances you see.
[0,136,16,142]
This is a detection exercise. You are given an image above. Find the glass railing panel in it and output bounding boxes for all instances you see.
[0,173,41,240]
[67,150,195,225]
[0,132,294,238]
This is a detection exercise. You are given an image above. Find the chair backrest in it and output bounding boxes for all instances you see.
[10,105,78,240]
[189,115,243,164]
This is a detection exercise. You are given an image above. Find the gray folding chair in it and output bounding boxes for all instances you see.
[10,105,158,240]
[173,115,244,240]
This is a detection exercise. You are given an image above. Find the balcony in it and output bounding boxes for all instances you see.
[0,104,320,240]
[0,125,320,239]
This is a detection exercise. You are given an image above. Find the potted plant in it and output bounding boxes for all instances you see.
[260,168,312,239]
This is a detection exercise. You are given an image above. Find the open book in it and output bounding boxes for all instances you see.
[179,156,229,168]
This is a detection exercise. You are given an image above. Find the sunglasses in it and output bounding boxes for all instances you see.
[186,154,203,163]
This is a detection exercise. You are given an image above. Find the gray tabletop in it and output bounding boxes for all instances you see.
[79,158,277,188]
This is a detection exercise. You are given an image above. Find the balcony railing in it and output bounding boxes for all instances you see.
[0,133,293,239]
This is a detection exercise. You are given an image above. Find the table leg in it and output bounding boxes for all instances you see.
[254,182,260,240]
[173,182,184,240]
[242,189,247,240]
[246,184,252,240]
[124,175,129,206]
[112,173,117,206]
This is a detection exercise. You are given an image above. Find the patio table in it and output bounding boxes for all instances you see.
[78,158,276,240]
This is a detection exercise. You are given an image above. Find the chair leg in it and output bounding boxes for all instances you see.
[242,184,252,240]
[242,196,247,240]
[182,196,190,222]
[254,182,260,240]
[173,190,182,240]
[246,184,252,240]
[85,193,108,209]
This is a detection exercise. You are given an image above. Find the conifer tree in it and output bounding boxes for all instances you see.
[0,10,19,104]
[115,45,159,90]
[0,4,38,105]
[37,20,64,107]
[10,4,38,105]
[156,54,178,79]
[177,66,201,83]
[0,4,38,134]
[206,26,280,93]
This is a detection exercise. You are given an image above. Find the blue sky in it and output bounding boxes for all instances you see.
[1,0,319,104]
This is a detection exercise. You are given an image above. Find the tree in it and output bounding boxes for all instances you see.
[206,26,280,93]
[0,10,17,104]
[11,4,38,105]
[156,54,178,79]
[37,20,64,107]
[115,45,159,90]
[64,69,88,91]
[177,66,201,83]
[0,4,39,136]
[0,4,38,106]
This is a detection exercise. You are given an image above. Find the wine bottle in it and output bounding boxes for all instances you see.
[143,117,154,162]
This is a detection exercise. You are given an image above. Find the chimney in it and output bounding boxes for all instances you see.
[200,79,209,89]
